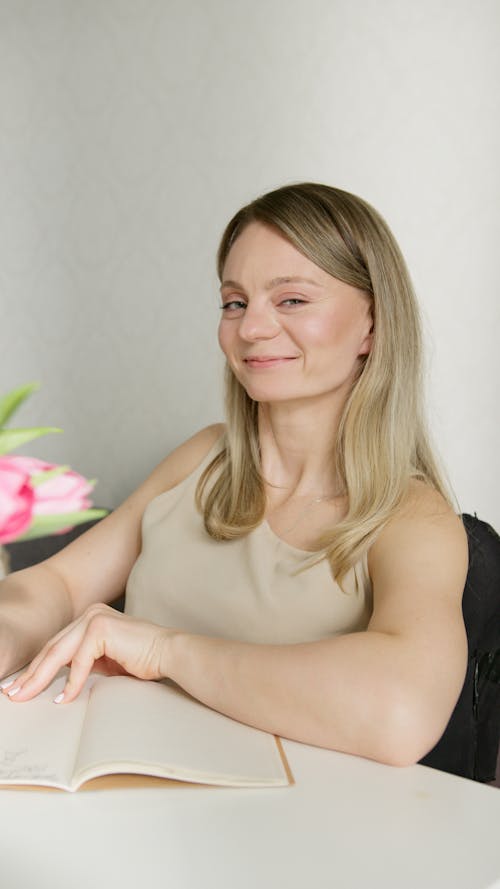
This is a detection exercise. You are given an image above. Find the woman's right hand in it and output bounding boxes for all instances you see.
[2,604,175,704]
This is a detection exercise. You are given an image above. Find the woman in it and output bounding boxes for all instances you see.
[0,183,468,767]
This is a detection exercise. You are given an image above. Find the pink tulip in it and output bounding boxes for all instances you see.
[0,456,95,538]
[0,458,35,544]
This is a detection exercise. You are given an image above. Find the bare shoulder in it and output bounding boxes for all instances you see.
[149,422,226,494]
[42,423,225,614]
[368,479,469,616]
[369,479,468,568]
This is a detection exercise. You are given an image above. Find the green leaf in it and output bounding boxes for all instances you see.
[0,382,40,428]
[29,465,71,487]
[0,427,63,456]
[14,509,109,541]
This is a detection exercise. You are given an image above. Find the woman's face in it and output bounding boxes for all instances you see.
[218,222,373,406]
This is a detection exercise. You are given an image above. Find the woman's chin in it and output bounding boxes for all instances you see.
[245,389,315,406]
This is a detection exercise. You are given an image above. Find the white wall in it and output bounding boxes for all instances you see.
[1,0,499,527]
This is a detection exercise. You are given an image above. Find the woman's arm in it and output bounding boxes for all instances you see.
[0,565,74,678]
[0,424,224,680]
[163,484,468,766]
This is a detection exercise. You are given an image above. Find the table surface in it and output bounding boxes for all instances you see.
[1,738,499,889]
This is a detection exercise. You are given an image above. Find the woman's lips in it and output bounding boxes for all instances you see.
[244,357,297,369]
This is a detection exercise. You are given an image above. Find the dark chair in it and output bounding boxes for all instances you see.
[419,514,500,783]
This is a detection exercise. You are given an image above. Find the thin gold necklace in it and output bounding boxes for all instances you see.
[276,491,342,536]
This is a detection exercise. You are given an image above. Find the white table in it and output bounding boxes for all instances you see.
[1,739,499,889]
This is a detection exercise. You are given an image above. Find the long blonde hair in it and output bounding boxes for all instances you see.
[195,182,456,588]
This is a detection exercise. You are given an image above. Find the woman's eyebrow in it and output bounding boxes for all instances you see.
[220,276,322,291]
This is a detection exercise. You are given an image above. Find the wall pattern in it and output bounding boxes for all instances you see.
[0,0,499,527]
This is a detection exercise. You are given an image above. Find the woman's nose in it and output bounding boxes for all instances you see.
[237,303,281,341]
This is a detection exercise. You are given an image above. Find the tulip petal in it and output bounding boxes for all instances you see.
[0,464,35,544]
[4,455,55,474]
[30,465,71,487]
[31,469,95,515]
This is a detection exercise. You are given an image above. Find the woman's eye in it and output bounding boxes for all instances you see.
[281,297,306,307]
[220,300,246,312]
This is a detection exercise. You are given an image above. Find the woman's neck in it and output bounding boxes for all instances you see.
[257,400,345,500]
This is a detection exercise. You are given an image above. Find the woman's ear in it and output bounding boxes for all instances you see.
[358,304,374,356]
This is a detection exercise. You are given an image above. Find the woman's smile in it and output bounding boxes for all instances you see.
[244,356,298,369]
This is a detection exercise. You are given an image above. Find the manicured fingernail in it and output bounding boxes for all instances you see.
[1,679,15,690]
[7,686,20,697]
[53,692,65,704]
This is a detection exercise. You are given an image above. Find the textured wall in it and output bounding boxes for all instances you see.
[1,0,499,527]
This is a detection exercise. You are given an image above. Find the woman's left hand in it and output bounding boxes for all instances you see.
[1,604,174,704]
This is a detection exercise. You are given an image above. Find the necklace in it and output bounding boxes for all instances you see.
[274,491,343,536]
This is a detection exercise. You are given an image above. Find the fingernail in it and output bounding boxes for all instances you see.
[7,686,21,697]
[1,679,15,690]
[53,692,65,704]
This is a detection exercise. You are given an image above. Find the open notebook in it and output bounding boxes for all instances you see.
[0,671,292,791]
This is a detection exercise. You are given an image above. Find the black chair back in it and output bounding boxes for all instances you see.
[419,514,500,782]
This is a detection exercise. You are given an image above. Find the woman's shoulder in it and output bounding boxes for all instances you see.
[367,479,468,590]
[380,478,465,539]
[39,424,227,614]
[400,478,465,536]
[162,423,226,487]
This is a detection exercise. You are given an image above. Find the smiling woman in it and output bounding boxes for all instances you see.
[1,182,469,773]
[199,183,452,580]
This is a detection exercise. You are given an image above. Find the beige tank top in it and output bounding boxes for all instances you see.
[125,436,373,644]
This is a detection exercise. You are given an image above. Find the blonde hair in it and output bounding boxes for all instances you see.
[195,182,457,588]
